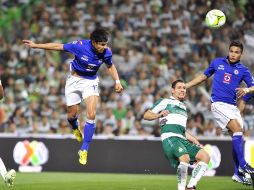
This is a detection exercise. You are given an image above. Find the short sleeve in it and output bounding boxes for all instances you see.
[243,94,252,102]
[103,48,113,66]
[151,99,167,114]
[204,60,215,77]
[243,68,254,87]
[63,40,82,55]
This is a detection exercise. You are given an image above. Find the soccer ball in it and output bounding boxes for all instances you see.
[205,9,226,28]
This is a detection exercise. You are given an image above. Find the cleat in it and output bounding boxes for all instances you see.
[78,150,88,165]
[5,169,16,187]
[186,186,196,190]
[240,163,254,174]
[232,173,252,186]
[73,127,83,142]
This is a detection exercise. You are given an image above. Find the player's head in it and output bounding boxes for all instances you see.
[171,79,186,101]
[90,28,109,53]
[228,40,243,63]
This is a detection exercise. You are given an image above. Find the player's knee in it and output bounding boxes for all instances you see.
[179,154,190,163]
[201,150,210,164]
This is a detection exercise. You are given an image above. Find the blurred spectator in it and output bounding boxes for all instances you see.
[0,0,254,138]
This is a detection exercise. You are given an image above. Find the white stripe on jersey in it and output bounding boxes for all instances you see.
[160,113,187,128]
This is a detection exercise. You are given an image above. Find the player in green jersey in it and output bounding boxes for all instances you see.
[144,79,210,190]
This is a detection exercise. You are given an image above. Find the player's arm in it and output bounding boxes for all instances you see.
[23,40,64,50]
[106,64,123,93]
[238,99,246,116]
[185,132,202,147]
[143,109,169,121]
[185,74,207,89]
[236,86,254,98]
[0,80,4,100]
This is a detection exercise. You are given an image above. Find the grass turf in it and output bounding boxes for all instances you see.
[1,172,253,190]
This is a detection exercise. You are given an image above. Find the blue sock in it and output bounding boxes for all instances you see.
[67,116,78,130]
[232,148,239,175]
[81,120,95,151]
[232,133,246,168]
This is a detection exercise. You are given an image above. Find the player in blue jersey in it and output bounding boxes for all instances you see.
[0,79,16,187]
[186,41,254,185]
[23,28,123,165]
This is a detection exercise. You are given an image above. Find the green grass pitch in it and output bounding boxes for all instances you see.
[1,172,253,190]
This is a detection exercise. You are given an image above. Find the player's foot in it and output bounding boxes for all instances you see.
[186,186,196,190]
[73,127,83,142]
[5,169,16,187]
[240,163,254,174]
[232,173,252,186]
[78,150,88,165]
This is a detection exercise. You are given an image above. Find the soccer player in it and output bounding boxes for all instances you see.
[23,28,123,165]
[186,40,254,184]
[0,79,16,187]
[143,80,210,190]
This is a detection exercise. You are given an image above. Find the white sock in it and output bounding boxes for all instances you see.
[187,161,208,188]
[177,162,188,190]
[0,158,7,180]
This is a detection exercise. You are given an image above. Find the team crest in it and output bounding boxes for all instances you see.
[234,70,239,75]
[223,73,232,84]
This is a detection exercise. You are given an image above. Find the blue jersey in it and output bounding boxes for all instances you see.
[63,40,113,79]
[204,57,254,105]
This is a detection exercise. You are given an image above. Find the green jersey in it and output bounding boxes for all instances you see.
[150,96,187,140]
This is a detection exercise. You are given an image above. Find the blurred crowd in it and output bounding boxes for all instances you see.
[0,0,254,137]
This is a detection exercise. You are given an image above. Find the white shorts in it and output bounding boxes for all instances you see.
[211,102,243,130]
[65,75,99,106]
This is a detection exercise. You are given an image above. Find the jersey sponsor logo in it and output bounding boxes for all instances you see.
[234,69,239,75]
[223,73,232,84]
[178,147,183,152]
[218,65,224,70]
[81,55,88,61]
[72,40,82,44]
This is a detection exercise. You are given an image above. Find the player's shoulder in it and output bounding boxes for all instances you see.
[104,47,113,57]
[213,57,226,63]
[237,61,249,70]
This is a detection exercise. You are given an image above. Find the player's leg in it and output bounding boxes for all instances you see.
[227,119,254,174]
[79,95,98,165]
[67,104,83,142]
[177,154,190,190]
[65,75,83,142]
[228,131,252,185]
[0,158,16,187]
[186,143,210,189]
[0,157,7,181]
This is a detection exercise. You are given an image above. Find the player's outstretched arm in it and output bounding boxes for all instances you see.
[106,64,123,93]
[143,110,169,121]
[186,74,207,89]
[23,40,64,51]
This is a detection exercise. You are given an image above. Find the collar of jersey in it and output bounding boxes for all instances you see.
[225,56,240,67]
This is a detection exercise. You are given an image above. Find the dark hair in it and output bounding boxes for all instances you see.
[229,40,244,52]
[172,79,184,89]
[90,28,109,42]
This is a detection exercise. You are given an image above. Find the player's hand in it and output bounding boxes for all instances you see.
[22,40,36,48]
[115,83,123,93]
[159,110,169,118]
[236,87,250,98]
